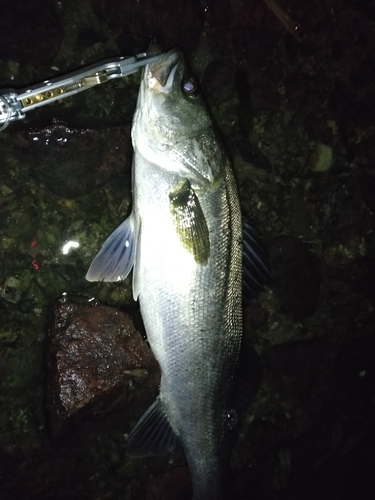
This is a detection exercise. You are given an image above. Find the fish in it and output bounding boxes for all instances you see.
[86,47,273,499]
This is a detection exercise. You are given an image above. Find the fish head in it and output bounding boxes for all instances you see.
[132,48,226,187]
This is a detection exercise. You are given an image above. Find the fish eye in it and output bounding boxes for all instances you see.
[181,78,199,97]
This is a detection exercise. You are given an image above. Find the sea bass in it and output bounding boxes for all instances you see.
[86,48,271,499]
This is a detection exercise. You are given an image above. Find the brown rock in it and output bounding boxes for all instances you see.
[46,299,160,437]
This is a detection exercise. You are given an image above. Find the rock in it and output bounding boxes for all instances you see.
[245,28,277,67]
[46,299,160,438]
[358,173,375,212]
[290,207,313,239]
[90,0,203,54]
[244,298,268,334]
[308,143,333,172]
[138,467,192,500]
[201,60,235,105]
[0,452,64,500]
[264,339,325,378]
[236,139,273,172]
[251,78,281,111]
[0,271,33,304]
[13,120,131,198]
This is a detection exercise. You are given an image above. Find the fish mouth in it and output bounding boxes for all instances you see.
[148,49,181,90]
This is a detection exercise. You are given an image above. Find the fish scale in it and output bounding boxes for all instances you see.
[86,47,272,499]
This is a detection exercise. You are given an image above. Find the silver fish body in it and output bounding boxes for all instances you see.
[132,50,243,499]
[87,49,244,499]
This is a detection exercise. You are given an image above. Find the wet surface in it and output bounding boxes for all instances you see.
[0,0,375,499]
[12,120,131,198]
[47,299,160,438]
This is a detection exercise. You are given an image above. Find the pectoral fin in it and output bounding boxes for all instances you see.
[86,212,138,282]
[169,179,210,264]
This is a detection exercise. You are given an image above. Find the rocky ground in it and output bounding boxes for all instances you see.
[0,0,375,499]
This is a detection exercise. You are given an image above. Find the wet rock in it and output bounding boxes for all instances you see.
[47,299,160,438]
[271,236,321,320]
[0,1,63,66]
[13,120,131,198]
[0,271,33,304]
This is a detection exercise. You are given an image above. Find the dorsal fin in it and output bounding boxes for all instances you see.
[242,217,274,299]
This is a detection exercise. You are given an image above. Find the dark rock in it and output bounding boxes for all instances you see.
[358,173,375,212]
[290,207,314,239]
[235,69,252,137]
[245,28,277,67]
[0,452,64,500]
[333,7,373,84]
[343,117,374,147]
[244,298,268,334]
[47,299,160,438]
[236,139,273,171]
[264,339,325,378]
[0,1,63,66]
[271,236,321,320]
[251,79,281,111]
[139,466,192,500]
[12,120,131,198]
[90,0,203,54]
[350,256,375,305]
[201,0,233,28]
[295,360,341,433]
[201,60,235,105]
[285,74,324,108]
[337,334,375,419]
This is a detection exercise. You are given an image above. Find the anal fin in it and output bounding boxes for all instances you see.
[127,398,181,457]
